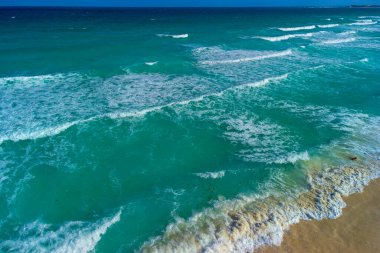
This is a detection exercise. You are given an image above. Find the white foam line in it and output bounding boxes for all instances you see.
[322,38,356,44]
[157,33,188,38]
[0,74,289,144]
[239,74,289,88]
[145,61,158,66]
[200,49,292,65]
[0,209,122,253]
[53,210,122,253]
[277,25,316,31]
[194,171,225,179]
[255,33,313,42]
[317,24,339,28]
[275,151,310,164]
[349,20,378,26]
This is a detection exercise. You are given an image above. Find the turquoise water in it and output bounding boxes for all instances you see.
[0,8,380,253]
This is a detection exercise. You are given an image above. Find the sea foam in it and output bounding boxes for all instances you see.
[157,33,189,38]
[317,24,339,28]
[0,73,289,144]
[145,61,158,66]
[277,25,316,31]
[0,210,122,253]
[255,33,313,42]
[140,164,379,253]
[349,19,377,26]
[195,171,226,179]
[200,49,292,65]
[140,129,380,253]
[322,38,356,44]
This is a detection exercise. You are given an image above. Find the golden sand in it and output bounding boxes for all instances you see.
[257,178,380,253]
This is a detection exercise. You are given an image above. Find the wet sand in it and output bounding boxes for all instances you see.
[258,178,380,253]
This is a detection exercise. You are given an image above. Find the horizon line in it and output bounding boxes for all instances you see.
[0,5,362,8]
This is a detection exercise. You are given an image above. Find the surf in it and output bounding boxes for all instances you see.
[277,25,316,31]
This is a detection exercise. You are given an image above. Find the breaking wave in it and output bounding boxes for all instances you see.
[157,33,189,38]
[317,24,339,28]
[0,209,122,253]
[195,171,226,179]
[349,19,377,26]
[277,25,316,31]
[139,122,380,253]
[199,49,292,65]
[322,38,356,44]
[0,74,289,145]
[255,33,313,42]
[275,151,310,164]
[145,62,158,66]
[0,73,81,87]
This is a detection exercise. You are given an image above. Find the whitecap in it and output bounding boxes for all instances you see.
[349,19,377,26]
[277,25,316,31]
[0,210,122,253]
[145,61,158,66]
[0,73,81,87]
[194,171,225,179]
[239,74,288,88]
[322,38,356,44]
[317,24,339,28]
[140,161,379,253]
[199,49,292,65]
[339,31,356,35]
[0,74,289,144]
[275,151,310,164]
[157,33,188,38]
[0,121,81,145]
[255,33,313,42]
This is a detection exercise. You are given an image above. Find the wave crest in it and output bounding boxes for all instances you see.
[255,33,313,42]
[277,25,316,31]
[199,49,292,65]
[0,210,122,253]
[157,33,188,38]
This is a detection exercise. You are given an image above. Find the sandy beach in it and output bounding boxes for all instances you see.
[258,178,380,253]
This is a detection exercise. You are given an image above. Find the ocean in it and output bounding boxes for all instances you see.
[0,7,379,253]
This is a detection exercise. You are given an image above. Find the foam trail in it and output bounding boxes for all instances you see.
[0,73,80,87]
[139,114,380,253]
[195,171,225,179]
[200,49,292,65]
[275,151,310,164]
[0,210,122,253]
[157,33,188,38]
[53,210,122,253]
[322,38,356,44]
[278,25,316,31]
[255,33,313,42]
[140,164,379,253]
[0,74,289,144]
[145,62,158,66]
[239,74,289,88]
[349,20,377,26]
[317,24,339,28]
[0,121,80,144]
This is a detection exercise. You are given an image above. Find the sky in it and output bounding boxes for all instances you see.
[1,0,380,7]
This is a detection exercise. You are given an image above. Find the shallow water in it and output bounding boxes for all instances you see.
[0,7,379,253]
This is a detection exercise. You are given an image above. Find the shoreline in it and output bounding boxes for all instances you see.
[257,177,380,253]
